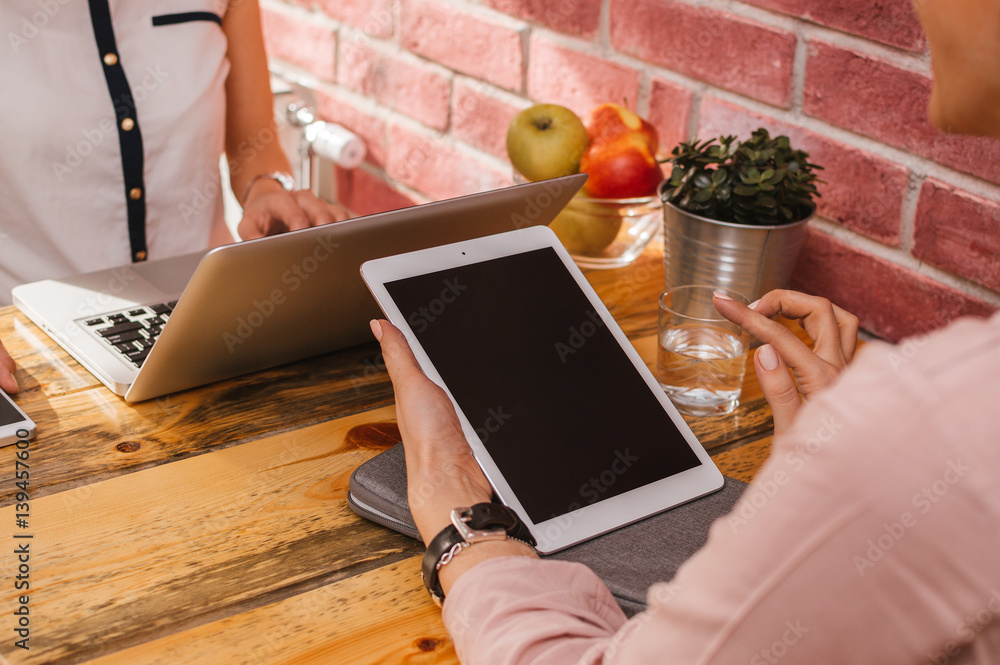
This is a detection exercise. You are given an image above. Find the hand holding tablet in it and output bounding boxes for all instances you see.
[369,317,495,541]
[362,226,723,554]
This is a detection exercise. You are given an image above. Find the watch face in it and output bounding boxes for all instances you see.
[242,172,296,205]
[273,172,295,191]
[455,503,515,529]
[453,503,533,545]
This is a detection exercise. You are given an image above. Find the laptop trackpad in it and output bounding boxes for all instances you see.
[131,251,206,295]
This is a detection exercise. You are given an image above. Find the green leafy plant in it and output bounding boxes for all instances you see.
[661,128,823,226]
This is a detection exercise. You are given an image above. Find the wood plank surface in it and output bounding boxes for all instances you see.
[0,341,396,506]
[82,556,456,665]
[65,442,776,665]
[582,247,664,340]
[0,407,420,665]
[0,393,775,665]
[711,436,773,483]
[57,442,776,665]
[72,440,778,665]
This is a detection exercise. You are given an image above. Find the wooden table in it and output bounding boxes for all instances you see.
[0,245,780,665]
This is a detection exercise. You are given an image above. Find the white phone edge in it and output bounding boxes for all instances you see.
[0,390,37,447]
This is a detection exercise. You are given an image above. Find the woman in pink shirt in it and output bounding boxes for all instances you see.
[370,1,1000,662]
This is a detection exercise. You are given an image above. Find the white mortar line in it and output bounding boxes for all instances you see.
[810,217,1000,304]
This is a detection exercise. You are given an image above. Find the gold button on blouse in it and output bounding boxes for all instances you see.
[103,53,118,66]
[129,187,142,200]
[134,250,147,261]
[121,117,134,131]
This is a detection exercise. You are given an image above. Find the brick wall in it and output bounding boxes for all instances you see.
[261,0,1000,341]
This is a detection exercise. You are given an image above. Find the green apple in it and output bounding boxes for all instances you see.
[506,104,589,181]
[549,195,623,253]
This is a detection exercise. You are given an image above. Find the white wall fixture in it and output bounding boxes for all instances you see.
[286,101,366,189]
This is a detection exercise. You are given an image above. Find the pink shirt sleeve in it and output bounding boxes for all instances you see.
[443,313,1000,665]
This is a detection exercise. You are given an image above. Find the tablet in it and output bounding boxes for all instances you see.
[361,226,724,553]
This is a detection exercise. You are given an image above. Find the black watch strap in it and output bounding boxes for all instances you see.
[421,503,535,606]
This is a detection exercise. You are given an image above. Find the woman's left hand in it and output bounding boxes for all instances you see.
[370,319,494,545]
[238,184,349,240]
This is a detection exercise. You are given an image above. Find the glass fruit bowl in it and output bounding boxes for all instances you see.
[515,172,662,269]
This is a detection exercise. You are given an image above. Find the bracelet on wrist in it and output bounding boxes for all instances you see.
[241,171,294,206]
[434,535,534,572]
[421,503,535,607]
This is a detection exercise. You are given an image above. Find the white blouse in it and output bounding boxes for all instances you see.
[0,0,231,305]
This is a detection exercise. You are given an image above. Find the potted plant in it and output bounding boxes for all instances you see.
[658,128,823,300]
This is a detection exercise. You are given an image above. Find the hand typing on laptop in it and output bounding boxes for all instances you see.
[237,176,349,240]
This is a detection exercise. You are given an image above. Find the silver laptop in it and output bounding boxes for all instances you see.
[12,174,586,402]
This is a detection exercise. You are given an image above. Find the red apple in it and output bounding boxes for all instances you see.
[585,103,659,155]
[580,134,663,199]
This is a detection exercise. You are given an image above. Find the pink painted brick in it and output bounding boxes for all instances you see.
[481,0,601,38]
[610,0,796,108]
[337,38,376,92]
[452,80,524,160]
[260,9,336,82]
[740,0,924,52]
[316,0,394,38]
[315,90,387,166]
[646,78,695,157]
[914,180,1000,293]
[386,123,511,201]
[527,34,641,117]
[804,41,1000,185]
[697,97,908,246]
[791,229,996,342]
[400,0,524,92]
[377,55,451,132]
[338,41,451,131]
[335,167,417,217]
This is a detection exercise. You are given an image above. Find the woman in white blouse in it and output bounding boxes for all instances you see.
[0,0,344,392]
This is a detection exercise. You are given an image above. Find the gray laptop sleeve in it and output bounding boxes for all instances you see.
[348,443,746,616]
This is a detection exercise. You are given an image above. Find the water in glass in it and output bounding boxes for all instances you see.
[657,323,747,416]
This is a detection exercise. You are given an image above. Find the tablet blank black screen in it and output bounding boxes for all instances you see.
[385,247,699,524]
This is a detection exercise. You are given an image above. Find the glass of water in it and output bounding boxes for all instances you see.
[657,285,751,417]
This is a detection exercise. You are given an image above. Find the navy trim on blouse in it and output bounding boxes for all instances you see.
[152,12,222,26]
[87,0,148,262]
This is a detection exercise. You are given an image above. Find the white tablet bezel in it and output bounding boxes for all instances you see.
[361,226,724,553]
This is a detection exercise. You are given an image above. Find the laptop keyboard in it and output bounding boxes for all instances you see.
[81,301,177,367]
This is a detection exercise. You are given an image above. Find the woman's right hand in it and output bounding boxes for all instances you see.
[0,338,18,394]
[712,290,858,435]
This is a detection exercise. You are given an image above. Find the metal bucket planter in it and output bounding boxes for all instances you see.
[659,182,812,301]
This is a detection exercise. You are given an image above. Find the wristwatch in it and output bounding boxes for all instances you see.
[241,171,294,205]
[422,503,535,606]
